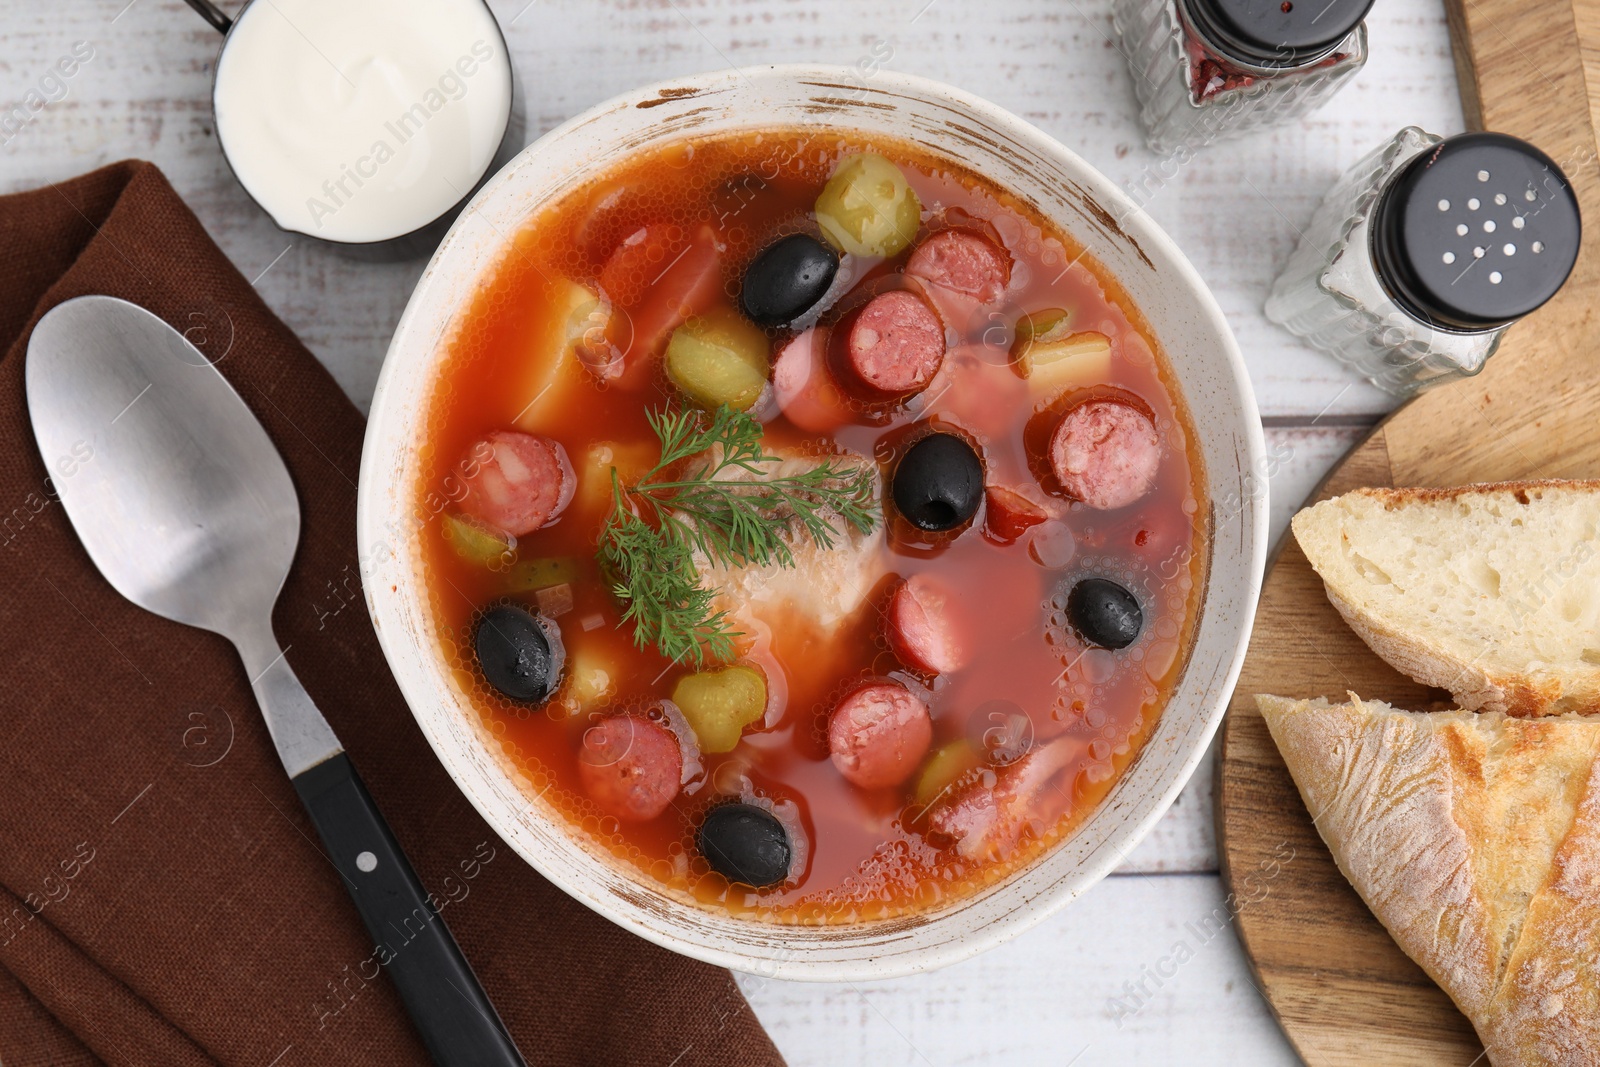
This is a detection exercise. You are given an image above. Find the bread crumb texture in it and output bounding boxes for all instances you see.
[1291,482,1600,716]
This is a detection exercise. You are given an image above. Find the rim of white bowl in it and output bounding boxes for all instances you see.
[358,63,1267,981]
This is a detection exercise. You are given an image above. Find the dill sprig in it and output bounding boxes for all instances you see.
[595,485,739,667]
[596,405,878,667]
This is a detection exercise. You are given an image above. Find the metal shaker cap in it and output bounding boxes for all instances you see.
[1372,132,1581,331]
[1183,0,1373,67]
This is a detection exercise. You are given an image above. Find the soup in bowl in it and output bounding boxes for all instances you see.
[359,66,1266,979]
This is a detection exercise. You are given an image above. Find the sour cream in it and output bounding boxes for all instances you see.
[213,0,513,244]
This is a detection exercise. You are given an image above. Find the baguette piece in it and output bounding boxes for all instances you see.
[1291,482,1600,716]
[1258,693,1600,1066]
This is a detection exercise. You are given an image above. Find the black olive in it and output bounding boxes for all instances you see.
[697,803,791,889]
[475,605,564,703]
[892,433,984,532]
[739,234,839,327]
[1066,578,1143,650]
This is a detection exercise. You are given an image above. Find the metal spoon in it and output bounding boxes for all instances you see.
[26,295,525,1067]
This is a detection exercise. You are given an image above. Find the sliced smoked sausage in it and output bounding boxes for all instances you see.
[459,430,574,536]
[839,290,946,398]
[906,230,1011,304]
[828,682,933,789]
[885,574,965,675]
[1048,399,1160,511]
[576,715,683,822]
[772,326,854,432]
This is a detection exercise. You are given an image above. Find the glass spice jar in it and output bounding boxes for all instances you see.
[1265,128,1582,397]
[1113,0,1372,153]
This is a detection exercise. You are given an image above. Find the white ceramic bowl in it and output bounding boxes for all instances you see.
[359,64,1267,981]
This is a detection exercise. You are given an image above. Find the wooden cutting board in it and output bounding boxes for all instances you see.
[1215,0,1600,1063]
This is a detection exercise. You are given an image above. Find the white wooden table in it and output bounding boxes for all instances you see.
[0,2,1466,1062]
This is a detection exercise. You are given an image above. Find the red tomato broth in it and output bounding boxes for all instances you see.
[414,130,1207,923]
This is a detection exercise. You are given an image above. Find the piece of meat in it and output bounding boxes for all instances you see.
[919,343,1028,438]
[927,737,1081,860]
[598,222,681,310]
[885,574,965,674]
[984,485,1050,543]
[1049,399,1161,510]
[905,230,1011,304]
[572,178,636,264]
[603,223,723,389]
[576,715,684,822]
[458,430,574,537]
[838,290,946,398]
[771,326,854,433]
[828,683,934,790]
[694,450,885,635]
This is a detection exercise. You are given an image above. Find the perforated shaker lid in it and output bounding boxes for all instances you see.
[1371,132,1582,332]
[1183,0,1373,67]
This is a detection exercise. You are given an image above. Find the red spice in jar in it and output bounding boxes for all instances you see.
[1184,32,1350,102]
[1185,35,1256,100]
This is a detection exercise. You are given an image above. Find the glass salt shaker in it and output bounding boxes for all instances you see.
[1113,0,1372,153]
[1265,128,1581,397]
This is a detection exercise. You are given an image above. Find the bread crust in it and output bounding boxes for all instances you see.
[1335,480,1600,503]
[1259,694,1600,1065]
[1320,585,1562,717]
[1482,765,1600,1066]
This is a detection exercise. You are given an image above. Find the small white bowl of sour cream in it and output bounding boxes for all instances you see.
[203,0,519,256]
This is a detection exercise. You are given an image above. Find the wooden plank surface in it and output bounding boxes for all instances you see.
[1216,0,1600,1062]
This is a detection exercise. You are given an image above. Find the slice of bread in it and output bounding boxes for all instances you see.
[1291,481,1600,716]
[1258,693,1600,1065]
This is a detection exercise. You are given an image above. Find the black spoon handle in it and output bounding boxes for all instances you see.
[292,754,526,1067]
[180,0,233,33]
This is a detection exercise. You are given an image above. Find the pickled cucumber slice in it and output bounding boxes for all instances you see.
[665,308,771,411]
[671,665,767,753]
[1012,307,1072,348]
[503,556,580,592]
[912,739,983,810]
[442,512,516,570]
[815,153,922,258]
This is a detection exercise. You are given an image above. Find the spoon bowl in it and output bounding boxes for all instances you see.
[27,295,296,641]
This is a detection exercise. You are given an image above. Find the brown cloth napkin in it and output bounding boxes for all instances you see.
[0,161,787,1067]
